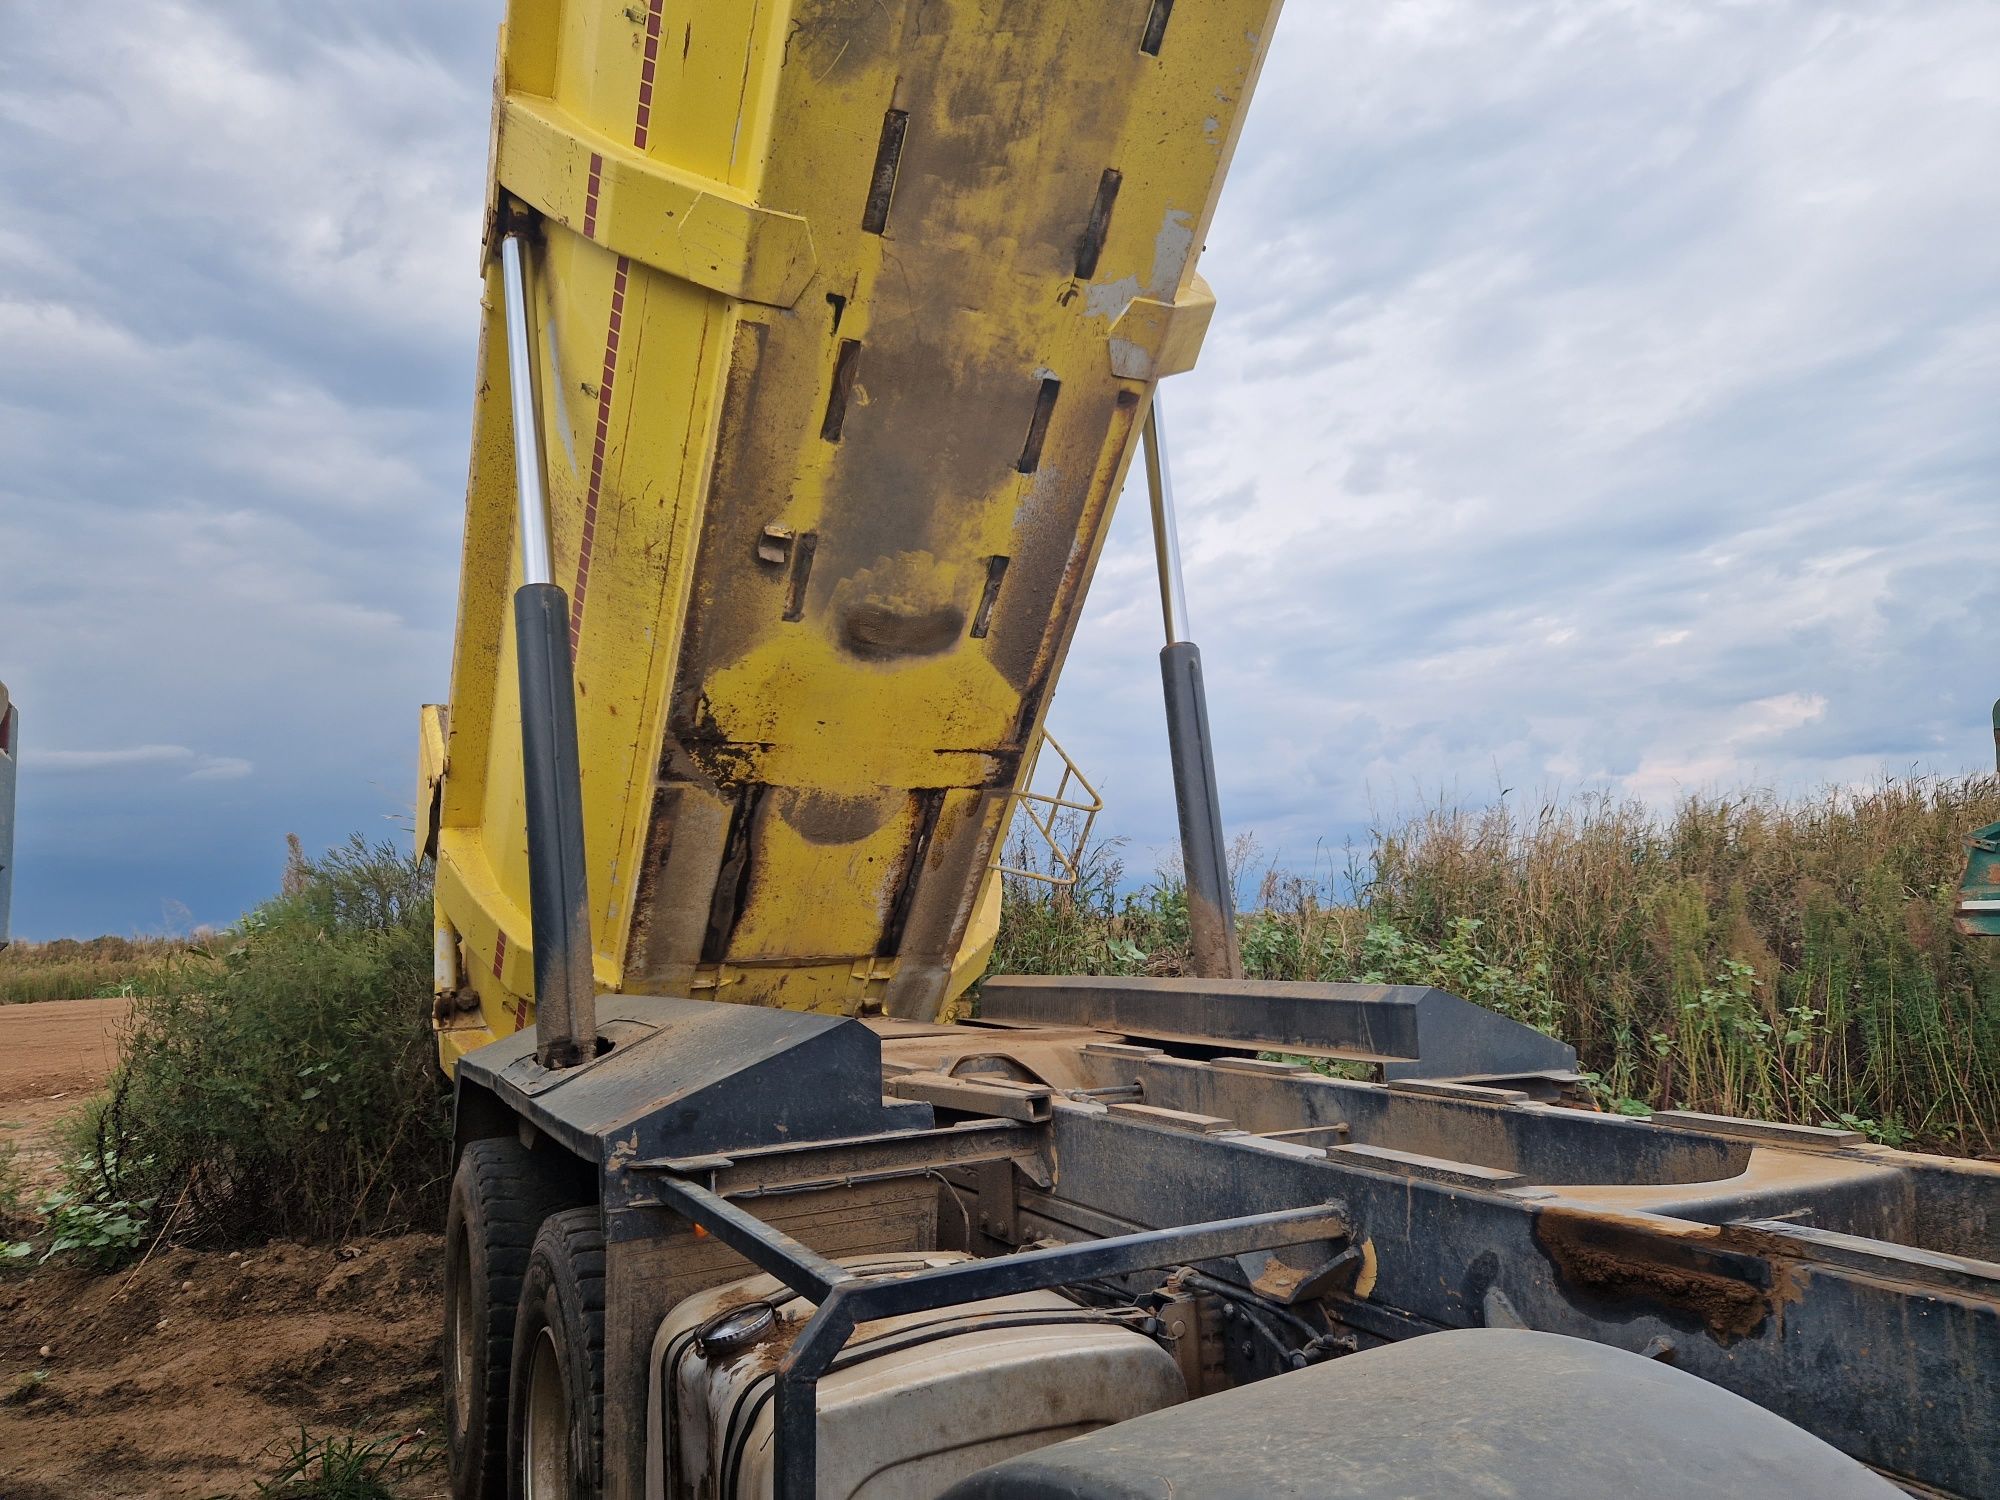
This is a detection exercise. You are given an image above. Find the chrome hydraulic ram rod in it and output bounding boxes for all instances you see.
[1142,395,1242,979]
[499,231,597,1070]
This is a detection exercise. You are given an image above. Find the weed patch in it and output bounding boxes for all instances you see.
[241,1426,438,1500]
[0,1142,31,1260]
[78,837,450,1247]
[989,776,2000,1152]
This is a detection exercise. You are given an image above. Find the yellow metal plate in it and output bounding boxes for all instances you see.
[431,0,1284,1056]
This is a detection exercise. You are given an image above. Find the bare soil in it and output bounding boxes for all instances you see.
[0,1236,447,1498]
[0,998,133,1195]
[0,998,448,1498]
[0,997,132,1097]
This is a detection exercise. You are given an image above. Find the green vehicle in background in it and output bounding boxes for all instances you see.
[1954,700,2000,938]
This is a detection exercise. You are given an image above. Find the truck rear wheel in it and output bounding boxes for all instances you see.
[508,1206,608,1500]
[445,1139,571,1500]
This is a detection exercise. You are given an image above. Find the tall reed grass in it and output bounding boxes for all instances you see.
[0,935,197,1004]
[989,776,2000,1153]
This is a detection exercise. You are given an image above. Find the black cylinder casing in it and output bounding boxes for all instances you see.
[513,580,597,1069]
[1159,641,1241,980]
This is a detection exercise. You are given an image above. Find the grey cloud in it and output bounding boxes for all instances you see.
[0,0,491,934]
[5,0,1997,934]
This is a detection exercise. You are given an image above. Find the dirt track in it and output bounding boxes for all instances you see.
[0,997,447,1498]
[0,997,133,1102]
[0,998,134,1195]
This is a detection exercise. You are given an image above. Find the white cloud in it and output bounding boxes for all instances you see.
[1618,693,1828,803]
[28,746,198,771]
[0,1,490,931]
[28,745,254,781]
[185,756,255,782]
[1046,0,2000,877]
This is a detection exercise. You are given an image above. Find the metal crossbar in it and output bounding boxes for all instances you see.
[652,1175,1346,1500]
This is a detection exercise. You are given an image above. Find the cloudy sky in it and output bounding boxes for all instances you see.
[3,1,1997,938]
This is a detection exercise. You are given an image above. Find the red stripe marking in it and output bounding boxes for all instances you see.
[582,152,603,239]
[634,0,664,149]
[492,929,507,977]
[512,996,531,1031]
[570,255,630,651]
[567,0,665,651]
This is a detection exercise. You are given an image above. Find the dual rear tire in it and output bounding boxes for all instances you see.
[443,1139,604,1500]
[509,1208,607,1500]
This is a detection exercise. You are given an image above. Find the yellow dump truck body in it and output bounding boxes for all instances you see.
[426,0,1282,1062]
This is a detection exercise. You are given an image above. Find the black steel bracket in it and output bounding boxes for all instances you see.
[652,1175,1348,1500]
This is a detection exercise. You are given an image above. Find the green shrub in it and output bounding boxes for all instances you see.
[986,826,1170,978]
[83,837,449,1244]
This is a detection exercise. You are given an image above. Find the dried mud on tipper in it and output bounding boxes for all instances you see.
[0,1234,448,1499]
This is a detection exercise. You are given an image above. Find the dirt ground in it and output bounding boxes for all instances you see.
[0,997,134,1195]
[0,998,448,1499]
[0,997,133,1096]
[0,1236,448,1498]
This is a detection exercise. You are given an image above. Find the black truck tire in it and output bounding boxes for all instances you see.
[445,1138,572,1500]
[508,1206,608,1500]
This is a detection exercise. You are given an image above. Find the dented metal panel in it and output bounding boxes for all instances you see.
[428,0,1286,1056]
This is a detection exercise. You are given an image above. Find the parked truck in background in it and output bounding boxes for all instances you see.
[421,4,2000,1498]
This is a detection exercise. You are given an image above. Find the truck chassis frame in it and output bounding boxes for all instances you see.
[456,978,2000,1500]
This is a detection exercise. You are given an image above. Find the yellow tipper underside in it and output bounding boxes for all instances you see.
[426,0,1283,1057]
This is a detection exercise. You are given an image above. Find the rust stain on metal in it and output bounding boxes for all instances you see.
[1534,1206,1795,1343]
[877,788,947,957]
[1250,1255,1307,1302]
[1184,884,1234,979]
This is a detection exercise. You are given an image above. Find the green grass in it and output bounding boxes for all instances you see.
[74,836,451,1248]
[989,776,2000,1154]
[0,1141,29,1240]
[237,1428,437,1500]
